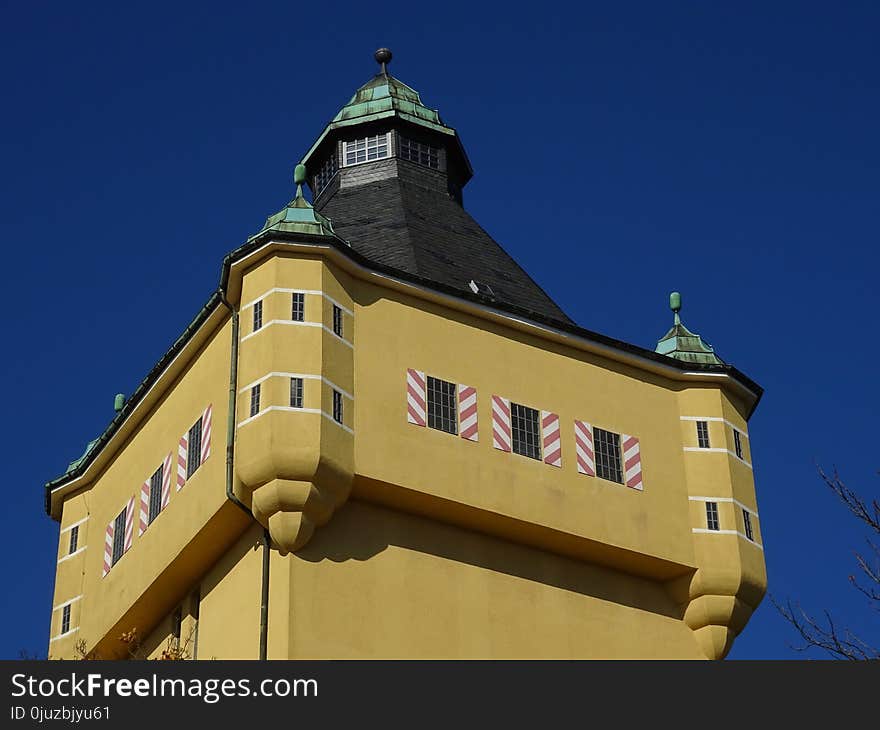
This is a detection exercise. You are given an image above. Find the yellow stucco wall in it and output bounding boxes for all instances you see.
[48,247,766,660]
[287,500,703,658]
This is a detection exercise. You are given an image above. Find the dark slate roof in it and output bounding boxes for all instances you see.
[318,174,572,323]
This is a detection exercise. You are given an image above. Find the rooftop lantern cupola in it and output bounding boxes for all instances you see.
[655,292,724,365]
[300,48,473,208]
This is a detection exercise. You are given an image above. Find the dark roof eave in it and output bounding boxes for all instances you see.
[45,230,763,515]
[43,290,224,514]
[232,230,763,401]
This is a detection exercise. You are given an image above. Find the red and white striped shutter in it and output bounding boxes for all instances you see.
[138,478,150,536]
[574,420,595,477]
[406,369,426,426]
[622,434,643,490]
[201,404,212,463]
[102,521,114,577]
[177,430,189,490]
[124,496,135,552]
[161,453,172,509]
[491,395,511,452]
[458,385,478,441]
[541,411,562,467]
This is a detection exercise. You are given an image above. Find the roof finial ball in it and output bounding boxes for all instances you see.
[375,47,392,75]
[294,163,307,197]
[670,291,682,324]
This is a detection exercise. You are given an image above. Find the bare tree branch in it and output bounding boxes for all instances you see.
[774,467,878,660]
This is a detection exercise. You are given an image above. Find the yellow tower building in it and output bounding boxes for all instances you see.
[45,50,765,660]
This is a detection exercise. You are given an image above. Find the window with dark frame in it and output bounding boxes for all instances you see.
[511,402,542,460]
[332,390,343,424]
[313,154,338,196]
[399,136,440,169]
[111,509,126,566]
[706,502,720,531]
[250,384,261,418]
[696,421,710,448]
[68,525,78,555]
[253,300,263,332]
[332,304,343,338]
[292,292,305,322]
[733,430,743,459]
[61,604,71,634]
[426,376,457,435]
[148,466,163,524]
[343,133,389,165]
[743,509,754,541]
[594,427,623,483]
[186,418,203,478]
[290,377,303,408]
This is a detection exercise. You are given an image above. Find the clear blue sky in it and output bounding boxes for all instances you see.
[1,1,876,660]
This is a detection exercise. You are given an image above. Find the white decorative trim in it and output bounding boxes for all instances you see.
[60,516,89,533]
[50,238,758,505]
[238,372,353,402]
[680,416,749,438]
[342,132,392,169]
[52,595,83,612]
[688,495,759,517]
[49,627,80,643]
[237,405,353,435]
[240,320,353,348]
[683,446,751,469]
[692,527,763,549]
[241,288,354,316]
[57,546,86,564]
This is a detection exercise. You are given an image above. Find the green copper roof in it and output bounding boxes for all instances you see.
[330,72,453,134]
[66,438,99,474]
[301,60,458,169]
[655,292,725,365]
[251,164,339,240]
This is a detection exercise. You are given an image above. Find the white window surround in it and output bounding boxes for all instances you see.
[237,406,353,435]
[241,320,353,348]
[688,495,759,518]
[238,372,353,402]
[692,528,763,549]
[59,516,89,534]
[342,132,391,167]
[236,373,353,434]
[57,546,87,564]
[689,496,762,547]
[240,288,354,347]
[53,595,83,612]
[679,416,749,438]
[241,288,352,317]
[682,446,752,468]
[49,627,80,643]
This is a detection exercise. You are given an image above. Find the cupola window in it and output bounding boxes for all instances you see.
[313,155,338,196]
[399,137,440,169]
[343,133,390,166]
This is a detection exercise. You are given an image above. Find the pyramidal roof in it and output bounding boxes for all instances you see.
[253,164,339,240]
[655,292,724,365]
[332,73,452,134]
